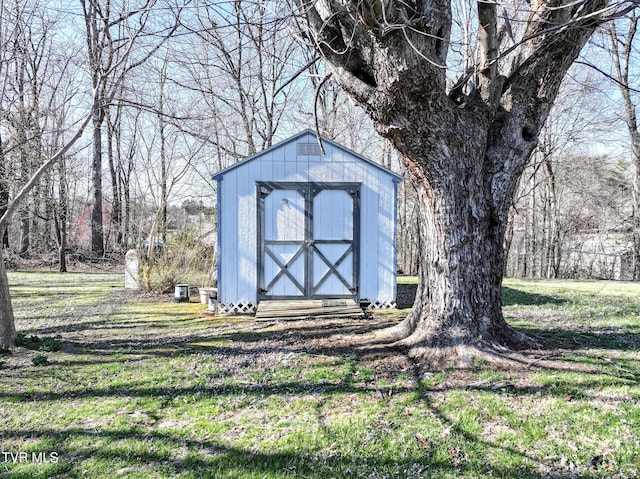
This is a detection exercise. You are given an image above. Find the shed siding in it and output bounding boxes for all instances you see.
[217,131,398,308]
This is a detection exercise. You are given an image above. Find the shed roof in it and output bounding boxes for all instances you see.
[212,129,402,182]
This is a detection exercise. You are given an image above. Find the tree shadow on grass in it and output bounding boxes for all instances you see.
[7,281,639,477]
[0,423,558,479]
[33,316,398,360]
[502,286,568,306]
[517,325,640,352]
[12,284,638,384]
[5,318,637,478]
[3,328,636,405]
[8,332,628,479]
[13,283,638,392]
[397,283,568,309]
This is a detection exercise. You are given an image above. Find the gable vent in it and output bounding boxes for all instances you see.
[296,142,322,156]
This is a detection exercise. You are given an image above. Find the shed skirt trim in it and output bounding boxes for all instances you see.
[218,302,257,315]
[217,299,396,315]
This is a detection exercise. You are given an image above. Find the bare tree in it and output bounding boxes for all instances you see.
[506,69,612,279]
[50,79,80,273]
[608,12,640,279]
[175,1,302,165]
[136,120,195,290]
[1,1,53,256]
[80,0,180,256]
[0,0,180,347]
[0,155,8,249]
[292,0,634,364]
[0,111,93,347]
[0,0,83,265]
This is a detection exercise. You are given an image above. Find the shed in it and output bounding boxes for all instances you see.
[213,130,401,314]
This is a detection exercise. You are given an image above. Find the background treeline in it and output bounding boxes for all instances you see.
[0,0,638,282]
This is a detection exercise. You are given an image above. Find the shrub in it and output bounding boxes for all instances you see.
[32,354,48,366]
[140,228,216,293]
[14,332,27,347]
[15,333,44,350]
[40,337,60,352]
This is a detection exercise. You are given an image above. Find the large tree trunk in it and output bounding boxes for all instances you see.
[381,130,532,364]
[401,187,525,352]
[295,0,609,364]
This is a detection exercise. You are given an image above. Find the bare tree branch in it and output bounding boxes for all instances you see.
[0,107,93,233]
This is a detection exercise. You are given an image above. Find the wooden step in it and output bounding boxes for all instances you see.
[255,299,364,321]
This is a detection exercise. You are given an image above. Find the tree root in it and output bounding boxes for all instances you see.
[402,342,524,369]
[363,321,543,369]
[368,320,413,343]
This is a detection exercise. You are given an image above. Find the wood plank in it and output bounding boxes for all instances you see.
[255,299,364,321]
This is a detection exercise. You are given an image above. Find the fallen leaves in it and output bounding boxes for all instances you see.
[414,432,433,450]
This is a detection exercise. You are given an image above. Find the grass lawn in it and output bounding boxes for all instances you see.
[1,272,639,478]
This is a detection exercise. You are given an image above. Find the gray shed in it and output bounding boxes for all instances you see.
[213,130,401,314]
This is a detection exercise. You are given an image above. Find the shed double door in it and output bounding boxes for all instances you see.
[257,182,360,301]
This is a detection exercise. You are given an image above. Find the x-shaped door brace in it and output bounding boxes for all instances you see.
[264,245,305,294]
[312,244,354,293]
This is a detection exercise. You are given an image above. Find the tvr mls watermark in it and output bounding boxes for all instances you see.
[2,451,59,464]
